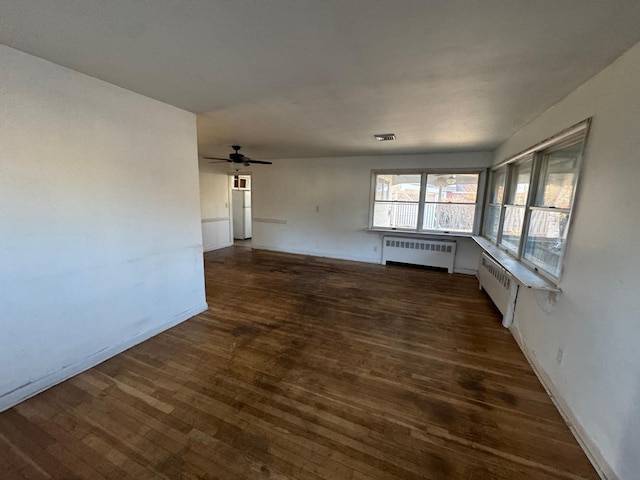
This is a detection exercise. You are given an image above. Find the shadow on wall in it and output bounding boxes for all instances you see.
[617,378,640,478]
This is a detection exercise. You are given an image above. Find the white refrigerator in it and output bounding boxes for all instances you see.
[232,190,252,239]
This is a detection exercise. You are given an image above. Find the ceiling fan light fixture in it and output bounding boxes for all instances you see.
[374,133,396,141]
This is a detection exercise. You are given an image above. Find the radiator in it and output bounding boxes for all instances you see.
[382,236,456,273]
[478,252,518,327]
[478,252,511,314]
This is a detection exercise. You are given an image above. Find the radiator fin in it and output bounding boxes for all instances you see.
[382,236,456,273]
[478,252,512,315]
[481,255,511,289]
[385,238,453,253]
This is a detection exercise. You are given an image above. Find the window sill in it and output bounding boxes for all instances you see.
[471,236,561,292]
[365,228,474,239]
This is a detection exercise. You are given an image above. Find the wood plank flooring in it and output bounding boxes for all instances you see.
[0,247,598,479]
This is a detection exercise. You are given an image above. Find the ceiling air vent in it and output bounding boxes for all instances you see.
[374,133,396,141]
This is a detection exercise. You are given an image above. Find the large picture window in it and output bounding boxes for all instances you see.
[482,121,588,282]
[371,170,482,234]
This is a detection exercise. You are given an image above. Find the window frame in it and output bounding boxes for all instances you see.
[371,172,423,230]
[369,168,486,235]
[499,155,536,256]
[484,166,507,243]
[482,119,590,283]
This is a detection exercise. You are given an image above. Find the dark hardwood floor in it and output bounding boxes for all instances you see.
[0,247,598,479]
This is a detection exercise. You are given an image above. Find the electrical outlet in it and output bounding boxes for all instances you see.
[373,246,378,252]
[316,205,320,213]
[556,348,564,365]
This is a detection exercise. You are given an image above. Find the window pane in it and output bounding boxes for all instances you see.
[484,205,501,241]
[537,143,581,208]
[524,210,570,278]
[375,174,421,201]
[508,159,532,205]
[500,205,525,252]
[425,174,479,203]
[423,203,476,232]
[373,202,418,229]
[490,168,506,204]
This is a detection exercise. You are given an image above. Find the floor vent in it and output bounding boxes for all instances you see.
[382,236,456,273]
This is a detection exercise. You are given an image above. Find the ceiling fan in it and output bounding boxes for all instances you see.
[203,145,272,166]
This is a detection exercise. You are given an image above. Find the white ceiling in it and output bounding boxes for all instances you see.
[2,1,640,160]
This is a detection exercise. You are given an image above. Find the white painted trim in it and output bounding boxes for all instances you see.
[502,283,519,328]
[252,245,378,265]
[472,236,560,292]
[453,267,477,275]
[365,228,473,239]
[510,329,616,480]
[252,245,479,276]
[203,242,233,252]
[253,218,287,225]
[368,168,487,236]
[0,303,209,413]
[494,119,591,168]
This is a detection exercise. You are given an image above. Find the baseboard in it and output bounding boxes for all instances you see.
[453,267,477,275]
[203,242,233,252]
[252,245,479,276]
[251,245,380,265]
[0,303,209,413]
[252,245,480,276]
[510,329,616,480]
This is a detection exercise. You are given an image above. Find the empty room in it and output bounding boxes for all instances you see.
[1,1,639,479]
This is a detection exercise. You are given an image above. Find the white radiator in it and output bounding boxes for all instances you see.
[382,236,456,273]
[478,252,512,314]
[478,252,519,327]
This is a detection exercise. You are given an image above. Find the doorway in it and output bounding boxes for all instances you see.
[229,174,252,248]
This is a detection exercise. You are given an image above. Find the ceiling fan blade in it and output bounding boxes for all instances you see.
[204,148,271,165]
[245,159,273,165]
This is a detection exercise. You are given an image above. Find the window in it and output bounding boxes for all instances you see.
[500,157,533,254]
[423,174,479,232]
[482,120,588,282]
[523,142,581,278]
[373,174,421,229]
[371,170,483,234]
[484,167,506,242]
[233,175,250,189]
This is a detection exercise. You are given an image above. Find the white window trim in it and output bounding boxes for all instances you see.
[369,168,487,236]
[481,118,591,285]
[498,154,535,257]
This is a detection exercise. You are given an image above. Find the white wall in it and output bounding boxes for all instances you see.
[494,41,640,480]
[199,165,233,251]
[0,46,207,411]
[251,152,492,273]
